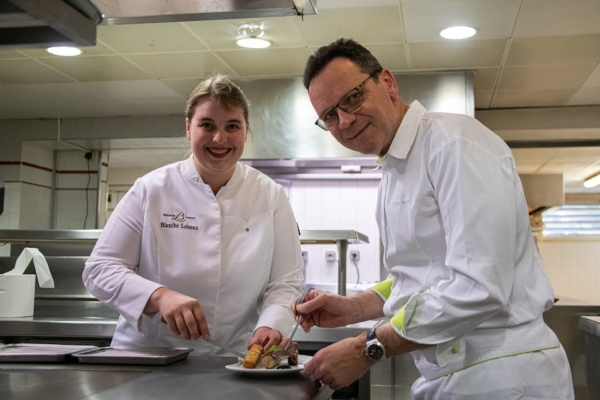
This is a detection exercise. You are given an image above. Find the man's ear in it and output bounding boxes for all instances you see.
[380,69,399,101]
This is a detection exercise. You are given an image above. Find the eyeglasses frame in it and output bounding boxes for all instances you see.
[314,73,378,131]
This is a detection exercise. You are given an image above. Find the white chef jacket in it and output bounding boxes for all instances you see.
[83,157,303,356]
[372,101,560,380]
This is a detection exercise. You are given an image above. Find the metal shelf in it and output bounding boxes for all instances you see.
[0,229,370,296]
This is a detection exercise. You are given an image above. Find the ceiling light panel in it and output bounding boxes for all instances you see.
[401,0,520,42]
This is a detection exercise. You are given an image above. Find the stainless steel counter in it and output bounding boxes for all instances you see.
[579,316,600,337]
[0,356,321,400]
[0,300,374,347]
[299,230,369,296]
[0,300,369,399]
[0,300,117,343]
[579,316,600,400]
[0,229,370,296]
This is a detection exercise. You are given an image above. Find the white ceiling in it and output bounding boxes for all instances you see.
[3,0,600,192]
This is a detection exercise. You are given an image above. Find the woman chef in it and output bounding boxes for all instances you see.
[83,75,303,356]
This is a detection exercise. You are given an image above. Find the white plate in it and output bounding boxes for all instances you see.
[225,354,311,375]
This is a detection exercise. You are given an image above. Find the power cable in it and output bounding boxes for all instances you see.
[83,153,92,228]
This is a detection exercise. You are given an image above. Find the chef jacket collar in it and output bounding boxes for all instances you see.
[383,100,427,162]
[182,155,244,188]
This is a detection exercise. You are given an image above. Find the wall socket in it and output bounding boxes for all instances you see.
[350,250,360,261]
[325,251,336,262]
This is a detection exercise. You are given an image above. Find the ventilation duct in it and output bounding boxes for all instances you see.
[0,0,316,49]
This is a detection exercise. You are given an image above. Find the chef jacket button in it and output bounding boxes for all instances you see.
[245,228,249,232]
[392,289,399,296]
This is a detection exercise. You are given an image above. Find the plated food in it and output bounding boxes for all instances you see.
[225,355,310,375]
[227,343,306,375]
[242,344,263,369]
[259,345,298,369]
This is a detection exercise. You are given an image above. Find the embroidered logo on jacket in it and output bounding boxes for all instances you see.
[161,212,198,230]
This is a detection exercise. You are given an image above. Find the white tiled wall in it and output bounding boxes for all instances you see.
[54,150,99,229]
[537,238,600,304]
[0,182,20,256]
[289,179,381,287]
[19,183,51,229]
[19,143,53,229]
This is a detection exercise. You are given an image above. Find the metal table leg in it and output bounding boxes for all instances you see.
[336,239,348,296]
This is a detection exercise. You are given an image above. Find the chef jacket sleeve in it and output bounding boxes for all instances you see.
[255,185,304,334]
[371,277,393,301]
[83,179,163,332]
[391,130,519,347]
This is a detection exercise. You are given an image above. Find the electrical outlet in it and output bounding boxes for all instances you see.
[325,251,336,262]
[350,250,360,261]
[301,251,308,263]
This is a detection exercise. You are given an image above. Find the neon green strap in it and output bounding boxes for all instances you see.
[371,278,393,299]
[390,305,406,330]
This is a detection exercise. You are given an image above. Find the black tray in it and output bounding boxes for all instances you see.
[71,346,193,365]
[0,343,98,363]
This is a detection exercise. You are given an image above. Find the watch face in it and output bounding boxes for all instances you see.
[367,344,383,360]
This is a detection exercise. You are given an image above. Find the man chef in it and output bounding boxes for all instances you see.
[296,38,574,399]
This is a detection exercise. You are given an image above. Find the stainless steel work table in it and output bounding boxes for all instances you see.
[0,356,321,400]
[299,230,369,296]
[0,300,117,342]
[0,301,374,400]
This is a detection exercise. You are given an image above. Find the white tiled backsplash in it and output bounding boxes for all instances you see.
[289,179,382,287]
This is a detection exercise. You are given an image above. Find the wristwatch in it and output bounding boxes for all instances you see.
[365,326,387,361]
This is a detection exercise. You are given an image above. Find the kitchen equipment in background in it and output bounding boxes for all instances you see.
[0,247,54,317]
[0,180,4,216]
[0,343,96,363]
[578,316,600,400]
[72,347,193,365]
[299,230,369,296]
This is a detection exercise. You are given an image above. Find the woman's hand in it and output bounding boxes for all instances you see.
[247,326,284,351]
[144,287,210,341]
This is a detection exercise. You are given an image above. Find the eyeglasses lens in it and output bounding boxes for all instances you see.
[317,91,364,131]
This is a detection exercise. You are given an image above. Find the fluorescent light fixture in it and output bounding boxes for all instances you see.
[584,172,600,188]
[440,26,477,40]
[236,23,271,49]
[236,37,271,48]
[47,46,82,56]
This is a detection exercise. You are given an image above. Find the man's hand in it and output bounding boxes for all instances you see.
[247,326,284,351]
[294,290,385,332]
[144,287,209,341]
[293,290,352,331]
[303,335,374,390]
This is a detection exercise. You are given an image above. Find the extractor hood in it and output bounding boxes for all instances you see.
[0,0,316,49]
[0,0,101,48]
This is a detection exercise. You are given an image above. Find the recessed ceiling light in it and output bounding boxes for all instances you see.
[440,26,477,40]
[236,37,271,49]
[236,23,271,49]
[584,172,600,188]
[47,46,82,56]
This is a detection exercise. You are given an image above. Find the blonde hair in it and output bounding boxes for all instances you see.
[185,74,250,126]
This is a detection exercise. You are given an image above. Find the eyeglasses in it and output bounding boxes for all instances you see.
[315,75,374,131]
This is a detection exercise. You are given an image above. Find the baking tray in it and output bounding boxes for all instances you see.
[0,343,98,363]
[71,347,193,365]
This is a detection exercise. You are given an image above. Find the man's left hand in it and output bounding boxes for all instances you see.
[303,335,375,390]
